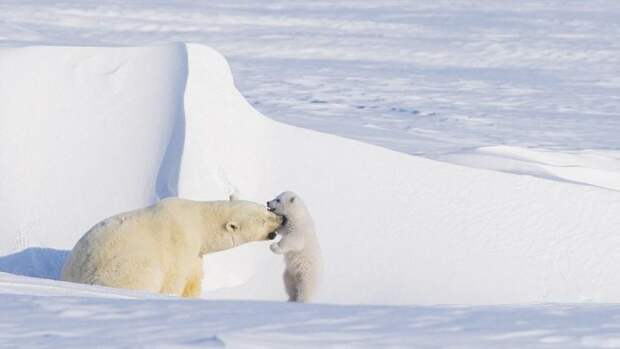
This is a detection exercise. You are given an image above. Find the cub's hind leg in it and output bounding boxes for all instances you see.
[283,270,298,302]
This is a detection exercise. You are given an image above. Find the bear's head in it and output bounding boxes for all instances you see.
[266,191,305,225]
[207,198,284,252]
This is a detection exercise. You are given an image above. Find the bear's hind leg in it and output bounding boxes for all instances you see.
[293,273,316,303]
[295,279,309,303]
[283,270,298,302]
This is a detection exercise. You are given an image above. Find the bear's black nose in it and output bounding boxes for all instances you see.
[268,232,277,240]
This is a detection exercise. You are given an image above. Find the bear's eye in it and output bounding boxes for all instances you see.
[276,199,281,203]
[226,222,240,231]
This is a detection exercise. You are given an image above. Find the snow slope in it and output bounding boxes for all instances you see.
[0,44,187,254]
[1,43,619,307]
[1,0,618,189]
[432,146,620,191]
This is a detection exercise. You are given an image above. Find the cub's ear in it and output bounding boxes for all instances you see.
[226,222,240,232]
[289,196,296,203]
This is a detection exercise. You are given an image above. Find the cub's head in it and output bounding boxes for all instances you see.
[266,191,302,221]
[223,199,284,245]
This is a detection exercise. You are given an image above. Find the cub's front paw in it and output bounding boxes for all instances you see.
[270,243,284,254]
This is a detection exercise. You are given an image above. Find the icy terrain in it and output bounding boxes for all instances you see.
[1,0,619,189]
[1,1,620,347]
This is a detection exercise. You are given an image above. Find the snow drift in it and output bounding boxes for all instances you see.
[1,43,619,305]
[0,44,187,252]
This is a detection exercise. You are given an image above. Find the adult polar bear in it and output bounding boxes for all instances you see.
[61,197,283,297]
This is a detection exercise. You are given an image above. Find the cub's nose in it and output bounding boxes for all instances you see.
[268,232,277,240]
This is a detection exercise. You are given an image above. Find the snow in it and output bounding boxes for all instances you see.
[3,42,618,305]
[0,1,620,347]
[2,0,618,185]
[0,44,187,254]
[432,146,620,191]
[3,273,620,348]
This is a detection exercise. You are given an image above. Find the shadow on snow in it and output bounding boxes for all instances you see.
[0,247,69,280]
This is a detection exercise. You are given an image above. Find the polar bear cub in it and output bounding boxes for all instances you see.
[267,191,322,302]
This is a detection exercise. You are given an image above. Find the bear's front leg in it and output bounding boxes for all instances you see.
[181,257,204,298]
[272,234,305,254]
[270,242,284,254]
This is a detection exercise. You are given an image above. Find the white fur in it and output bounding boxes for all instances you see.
[61,197,283,297]
[267,191,322,302]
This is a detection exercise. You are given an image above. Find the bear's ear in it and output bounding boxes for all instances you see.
[229,194,239,201]
[226,222,240,232]
[289,196,295,203]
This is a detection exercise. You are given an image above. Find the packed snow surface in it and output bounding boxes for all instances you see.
[1,1,620,347]
[3,273,620,348]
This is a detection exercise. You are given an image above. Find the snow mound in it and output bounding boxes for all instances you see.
[1,43,620,305]
[0,44,187,253]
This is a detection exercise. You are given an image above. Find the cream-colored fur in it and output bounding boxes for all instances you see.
[267,191,322,302]
[61,197,283,297]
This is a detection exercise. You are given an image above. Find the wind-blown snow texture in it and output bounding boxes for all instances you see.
[1,1,620,348]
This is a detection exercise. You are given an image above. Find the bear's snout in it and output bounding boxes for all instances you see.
[268,232,277,240]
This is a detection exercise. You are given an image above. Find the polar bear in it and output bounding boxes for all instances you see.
[267,191,322,302]
[61,196,283,297]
